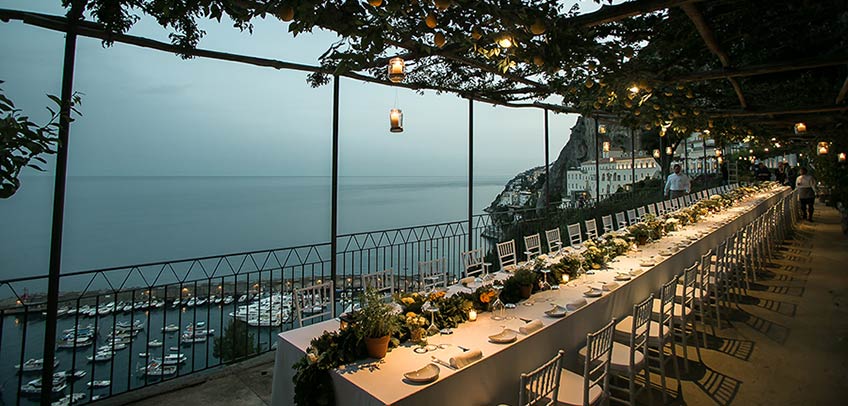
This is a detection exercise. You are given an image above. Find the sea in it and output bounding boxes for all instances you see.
[0,175,509,404]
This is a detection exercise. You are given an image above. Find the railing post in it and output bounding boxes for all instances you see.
[543,108,550,208]
[41,2,83,402]
[594,116,600,204]
[331,75,339,306]
[467,97,474,251]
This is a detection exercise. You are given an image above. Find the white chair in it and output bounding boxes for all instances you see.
[601,215,614,234]
[294,281,334,328]
[418,258,447,291]
[647,203,658,217]
[557,319,615,406]
[614,212,628,230]
[626,209,639,225]
[584,219,599,240]
[567,223,583,247]
[675,196,684,209]
[583,295,653,406]
[497,240,518,272]
[636,206,647,220]
[518,350,564,406]
[461,249,490,279]
[361,269,394,298]
[524,233,542,261]
[672,262,703,373]
[545,228,562,254]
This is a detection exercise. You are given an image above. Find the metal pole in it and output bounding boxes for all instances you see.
[330,75,339,302]
[630,128,636,191]
[41,2,83,402]
[594,117,600,203]
[467,98,474,251]
[543,109,550,208]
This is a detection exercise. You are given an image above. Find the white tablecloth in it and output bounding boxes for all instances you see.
[271,187,791,406]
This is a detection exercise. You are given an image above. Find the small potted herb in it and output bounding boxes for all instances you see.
[512,267,538,299]
[354,289,401,359]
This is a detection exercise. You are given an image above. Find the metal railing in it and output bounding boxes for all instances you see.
[0,178,722,405]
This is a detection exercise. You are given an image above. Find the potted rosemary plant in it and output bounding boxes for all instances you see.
[354,289,400,359]
[512,267,538,299]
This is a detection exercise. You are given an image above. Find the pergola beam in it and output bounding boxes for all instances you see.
[710,105,848,118]
[571,0,704,27]
[836,68,848,104]
[681,2,748,109]
[669,56,848,82]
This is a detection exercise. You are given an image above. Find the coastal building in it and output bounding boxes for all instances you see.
[563,149,661,204]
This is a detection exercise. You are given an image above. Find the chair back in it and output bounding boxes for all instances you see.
[582,318,616,406]
[545,228,562,254]
[497,240,517,271]
[636,206,646,220]
[630,295,654,369]
[518,350,564,406]
[361,269,394,298]
[585,219,599,240]
[675,196,684,209]
[647,203,658,217]
[567,223,582,247]
[699,249,713,300]
[294,281,335,327]
[418,258,447,291]
[614,212,627,230]
[657,277,677,339]
[681,262,699,309]
[524,233,542,261]
[601,215,614,234]
[626,209,638,225]
[462,249,488,278]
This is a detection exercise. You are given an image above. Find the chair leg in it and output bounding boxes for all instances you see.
[643,364,654,406]
[680,318,690,373]
[668,335,683,396]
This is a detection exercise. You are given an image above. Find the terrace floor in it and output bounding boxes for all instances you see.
[99,203,848,406]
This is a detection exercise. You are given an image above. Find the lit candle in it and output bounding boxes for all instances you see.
[389,108,403,133]
[387,57,405,83]
[839,152,846,163]
[468,309,477,321]
[561,274,569,284]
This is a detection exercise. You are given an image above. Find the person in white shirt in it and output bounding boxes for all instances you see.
[664,164,691,199]
[795,167,816,221]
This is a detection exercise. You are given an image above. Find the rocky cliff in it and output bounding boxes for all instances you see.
[488,116,643,210]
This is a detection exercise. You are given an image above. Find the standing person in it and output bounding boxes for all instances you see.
[664,164,691,199]
[796,167,816,221]
[786,164,797,189]
[775,162,787,185]
[755,163,772,181]
[720,161,729,185]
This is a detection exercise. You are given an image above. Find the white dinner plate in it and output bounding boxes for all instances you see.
[488,329,518,344]
[404,364,440,384]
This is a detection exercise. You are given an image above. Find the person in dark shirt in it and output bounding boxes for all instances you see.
[720,162,729,185]
[755,163,772,181]
[775,162,787,185]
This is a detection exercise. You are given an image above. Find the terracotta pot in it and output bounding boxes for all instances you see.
[365,335,391,359]
[519,284,533,299]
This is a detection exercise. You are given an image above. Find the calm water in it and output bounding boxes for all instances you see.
[0,176,508,281]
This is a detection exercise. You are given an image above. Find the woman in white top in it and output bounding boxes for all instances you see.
[795,167,816,221]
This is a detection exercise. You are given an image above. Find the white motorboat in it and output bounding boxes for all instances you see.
[148,339,164,347]
[52,393,87,406]
[87,380,111,388]
[86,351,114,362]
[99,343,126,351]
[16,358,59,372]
[55,369,86,380]
[223,295,234,305]
[162,353,187,365]
[162,323,180,333]
[139,360,177,377]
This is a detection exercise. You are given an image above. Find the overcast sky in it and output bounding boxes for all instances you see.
[0,1,617,177]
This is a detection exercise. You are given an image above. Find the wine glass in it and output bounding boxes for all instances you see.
[422,301,440,336]
[490,286,505,321]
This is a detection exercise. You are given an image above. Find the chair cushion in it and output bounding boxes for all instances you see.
[556,368,604,406]
[615,315,670,346]
[651,298,693,320]
[578,342,645,373]
[674,284,706,301]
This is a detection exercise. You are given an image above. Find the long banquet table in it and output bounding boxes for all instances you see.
[271,186,792,406]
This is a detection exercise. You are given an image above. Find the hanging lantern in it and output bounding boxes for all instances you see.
[653,149,661,158]
[666,146,673,155]
[602,141,610,152]
[628,85,640,94]
[817,141,829,155]
[715,149,722,157]
[598,124,607,134]
[496,35,514,49]
[390,109,404,133]
[717,156,724,164]
[794,122,807,134]
[839,152,846,163]
[387,57,405,83]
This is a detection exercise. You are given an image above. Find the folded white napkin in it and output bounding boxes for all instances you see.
[566,298,588,310]
[459,276,475,286]
[519,320,544,335]
[450,349,483,369]
[602,282,619,291]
